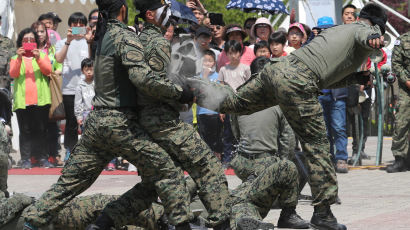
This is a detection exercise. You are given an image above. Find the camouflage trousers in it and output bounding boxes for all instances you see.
[230,153,277,182]
[391,87,410,158]
[23,109,192,227]
[0,123,8,195]
[230,158,298,229]
[138,104,230,226]
[2,193,164,230]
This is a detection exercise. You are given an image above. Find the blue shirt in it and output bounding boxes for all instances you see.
[197,71,219,115]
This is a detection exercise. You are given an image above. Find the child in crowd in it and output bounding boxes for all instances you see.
[286,22,307,51]
[74,58,94,129]
[253,40,271,58]
[269,31,288,57]
[218,40,251,91]
[197,50,224,160]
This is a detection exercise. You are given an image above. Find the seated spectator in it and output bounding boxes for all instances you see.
[9,28,53,169]
[217,24,255,72]
[243,17,257,46]
[269,31,288,57]
[197,50,224,160]
[253,40,271,58]
[250,17,273,46]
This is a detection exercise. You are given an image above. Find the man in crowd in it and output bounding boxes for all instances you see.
[386,31,410,173]
[134,0,231,228]
[22,0,193,229]
[190,3,387,230]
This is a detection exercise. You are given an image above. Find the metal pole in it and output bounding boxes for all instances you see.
[371,0,410,25]
[374,63,384,166]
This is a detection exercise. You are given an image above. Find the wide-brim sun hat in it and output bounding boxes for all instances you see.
[224,25,247,41]
[250,17,272,38]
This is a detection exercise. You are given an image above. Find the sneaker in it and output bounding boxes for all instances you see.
[336,160,348,173]
[39,159,54,168]
[21,160,31,169]
[277,207,309,229]
[106,163,116,171]
[310,206,346,230]
[237,217,274,230]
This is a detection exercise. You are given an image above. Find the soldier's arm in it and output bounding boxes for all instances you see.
[118,36,182,102]
[326,72,369,89]
[276,107,295,160]
[354,24,382,49]
[392,37,410,85]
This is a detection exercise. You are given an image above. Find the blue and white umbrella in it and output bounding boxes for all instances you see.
[170,0,198,25]
[226,0,289,15]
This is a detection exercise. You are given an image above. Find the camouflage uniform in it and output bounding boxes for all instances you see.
[23,20,192,228]
[137,22,230,227]
[0,34,15,90]
[0,122,8,196]
[391,32,410,159]
[193,21,382,208]
[230,158,298,229]
[0,192,33,227]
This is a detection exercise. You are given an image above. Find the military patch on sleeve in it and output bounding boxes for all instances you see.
[148,56,165,72]
[126,50,144,62]
[404,42,410,50]
[394,40,400,46]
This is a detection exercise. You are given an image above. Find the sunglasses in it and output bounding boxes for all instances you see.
[22,37,35,43]
[214,25,223,30]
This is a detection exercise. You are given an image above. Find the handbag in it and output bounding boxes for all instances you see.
[48,72,65,121]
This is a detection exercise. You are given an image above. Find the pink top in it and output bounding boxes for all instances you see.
[216,46,256,72]
[9,55,52,105]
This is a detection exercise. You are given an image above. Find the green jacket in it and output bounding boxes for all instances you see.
[11,52,51,111]
[391,31,410,91]
[292,21,382,89]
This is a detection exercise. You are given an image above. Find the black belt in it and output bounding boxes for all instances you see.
[238,152,273,160]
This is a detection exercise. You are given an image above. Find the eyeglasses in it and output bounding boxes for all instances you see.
[256,24,270,29]
[288,31,303,36]
[213,25,223,30]
[22,37,35,43]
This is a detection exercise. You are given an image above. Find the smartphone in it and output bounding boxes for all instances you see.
[72,27,87,35]
[23,43,37,57]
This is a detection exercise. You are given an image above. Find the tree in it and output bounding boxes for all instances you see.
[380,0,409,35]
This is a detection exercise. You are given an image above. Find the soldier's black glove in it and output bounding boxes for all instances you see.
[357,71,371,85]
[367,33,384,48]
[179,84,194,104]
[86,212,114,230]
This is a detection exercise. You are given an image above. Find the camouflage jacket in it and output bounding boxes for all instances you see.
[392,31,410,91]
[137,22,182,106]
[0,35,15,89]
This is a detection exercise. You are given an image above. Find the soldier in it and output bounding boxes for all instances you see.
[22,0,193,229]
[189,3,386,230]
[0,121,10,198]
[133,0,231,229]
[0,16,15,91]
[386,31,410,173]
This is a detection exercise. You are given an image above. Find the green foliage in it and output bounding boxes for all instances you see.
[127,0,138,26]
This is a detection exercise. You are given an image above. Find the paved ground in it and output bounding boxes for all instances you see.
[8,137,410,229]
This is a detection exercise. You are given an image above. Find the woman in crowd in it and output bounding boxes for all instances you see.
[9,28,53,169]
[250,17,273,47]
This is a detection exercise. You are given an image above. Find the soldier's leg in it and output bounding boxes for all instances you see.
[0,123,9,195]
[139,106,230,227]
[0,193,33,226]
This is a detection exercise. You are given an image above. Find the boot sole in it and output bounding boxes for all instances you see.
[310,223,347,230]
[237,217,275,230]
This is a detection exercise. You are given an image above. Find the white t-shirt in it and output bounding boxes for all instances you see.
[56,38,89,95]
[217,63,251,91]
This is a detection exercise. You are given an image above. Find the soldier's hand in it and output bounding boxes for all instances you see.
[219,114,225,122]
[17,47,25,59]
[406,81,410,90]
[368,34,384,49]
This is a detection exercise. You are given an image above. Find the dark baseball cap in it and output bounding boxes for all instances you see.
[48,12,62,23]
[195,26,212,37]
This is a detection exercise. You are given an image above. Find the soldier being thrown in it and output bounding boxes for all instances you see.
[189,3,387,230]
[22,0,194,229]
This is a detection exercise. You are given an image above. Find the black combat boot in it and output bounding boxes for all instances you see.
[386,156,407,173]
[175,222,192,230]
[214,219,232,230]
[277,207,310,229]
[237,217,274,230]
[86,212,115,230]
[310,206,346,230]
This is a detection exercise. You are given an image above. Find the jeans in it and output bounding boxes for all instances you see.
[319,94,348,161]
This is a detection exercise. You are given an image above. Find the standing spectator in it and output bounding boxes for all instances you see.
[31,21,64,166]
[197,50,224,160]
[243,17,257,46]
[38,13,61,45]
[209,13,225,52]
[216,24,255,72]
[38,13,55,31]
[287,22,307,50]
[342,4,357,25]
[48,12,62,31]
[250,17,273,45]
[164,24,175,42]
[186,0,208,25]
[74,58,94,132]
[9,28,53,169]
[55,12,91,160]
[315,17,349,173]
[269,31,288,57]
[88,9,99,26]
[194,26,220,58]
[253,40,271,58]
